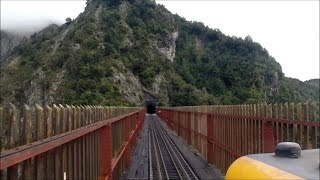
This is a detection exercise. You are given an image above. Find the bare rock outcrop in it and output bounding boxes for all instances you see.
[157,31,178,61]
[111,62,144,106]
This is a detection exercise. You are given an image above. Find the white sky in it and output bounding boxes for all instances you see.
[1,0,87,34]
[1,0,319,81]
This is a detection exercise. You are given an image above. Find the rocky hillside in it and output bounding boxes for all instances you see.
[1,30,28,63]
[1,0,318,107]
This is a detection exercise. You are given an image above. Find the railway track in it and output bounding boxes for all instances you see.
[148,115,198,180]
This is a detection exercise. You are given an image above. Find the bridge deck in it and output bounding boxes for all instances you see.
[124,114,223,179]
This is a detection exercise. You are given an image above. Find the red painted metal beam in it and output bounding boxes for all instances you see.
[100,123,112,180]
[0,110,142,170]
[264,117,319,127]
[158,108,320,127]
[263,121,275,153]
[111,113,145,173]
[187,112,191,145]
[207,114,213,163]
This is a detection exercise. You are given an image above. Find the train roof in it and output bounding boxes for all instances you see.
[247,149,319,180]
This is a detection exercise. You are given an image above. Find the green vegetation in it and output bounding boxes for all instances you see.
[173,21,285,104]
[0,0,318,107]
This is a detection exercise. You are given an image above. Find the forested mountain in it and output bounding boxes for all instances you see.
[285,78,319,101]
[0,0,318,107]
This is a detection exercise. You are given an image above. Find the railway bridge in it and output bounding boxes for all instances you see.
[0,102,319,179]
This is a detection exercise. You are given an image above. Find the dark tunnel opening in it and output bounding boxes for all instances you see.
[146,101,156,114]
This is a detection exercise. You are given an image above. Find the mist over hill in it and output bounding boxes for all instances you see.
[0,0,318,106]
[1,30,28,63]
[1,20,59,37]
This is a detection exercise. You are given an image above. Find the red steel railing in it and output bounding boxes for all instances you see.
[157,103,319,174]
[0,105,145,180]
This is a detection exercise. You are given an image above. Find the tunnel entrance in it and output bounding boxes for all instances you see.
[143,90,157,114]
[146,101,156,114]
[144,90,157,114]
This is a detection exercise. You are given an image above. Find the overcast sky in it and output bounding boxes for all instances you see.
[1,0,319,81]
[1,0,87,34]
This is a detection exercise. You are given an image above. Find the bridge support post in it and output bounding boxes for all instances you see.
[100,123,112,180]
[263,120,275,153]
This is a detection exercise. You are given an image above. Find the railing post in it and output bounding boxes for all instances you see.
[178,111,181,136]
[195,112,199,149]
[8,104,19,180]
[125,116,131,166]
[169,110,172,129]
[168,110,170,128]
[168,110,171,129]
[207,114,213,164]
[172,110,174,130]
[100,123,112,180]
[172,111,175,131]
[263,120,275,153]
[139,110,144,129]
[187,112,191,145]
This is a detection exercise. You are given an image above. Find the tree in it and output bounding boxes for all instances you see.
[65,17,72,25]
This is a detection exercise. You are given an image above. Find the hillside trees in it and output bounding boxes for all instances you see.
[1,0,317,107]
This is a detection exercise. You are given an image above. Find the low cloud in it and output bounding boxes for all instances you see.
[1,0,86,35]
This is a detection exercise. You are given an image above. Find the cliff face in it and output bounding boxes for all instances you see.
[0,0,317,106]
[1,30,28,63]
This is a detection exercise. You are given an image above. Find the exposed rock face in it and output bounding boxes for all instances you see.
[119,2,133,48]
[271,72,280,91]
[157,31,178,61]
[1,0,317,107]
[1,30,27,63]
[111,62,144,106]
[194,38,204,56]
[95,4,103,23]
[70,43,81,51]
[50,26,69,55]
[21,69,65,105]
[152,74,164,94]
[119,2,129,19]
[48,70,66,104]
[269,72,281,96]
[23,70,45,105]
[151,74,169,105]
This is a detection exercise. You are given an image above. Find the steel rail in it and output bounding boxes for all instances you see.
[148,133,153,179]
[149,115,199,180]
[157,118,198,179]
[151,127,164,179]
[151,119,170,179]
[155,118,198,180]
[155,116,198,179]
[154,122,185,179]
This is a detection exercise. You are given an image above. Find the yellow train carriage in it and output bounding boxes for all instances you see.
[226,146,319,179]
